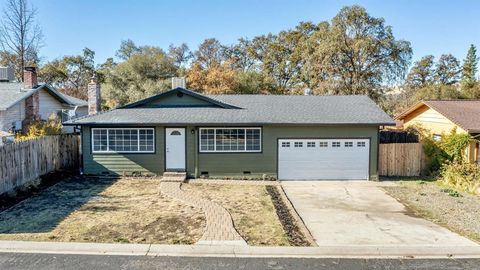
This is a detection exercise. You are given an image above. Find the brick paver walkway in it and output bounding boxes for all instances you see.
[160,176,246,245]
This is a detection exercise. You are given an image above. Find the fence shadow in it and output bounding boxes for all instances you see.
[0,175,118,234]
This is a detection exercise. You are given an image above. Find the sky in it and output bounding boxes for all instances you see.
[4,0,479,65]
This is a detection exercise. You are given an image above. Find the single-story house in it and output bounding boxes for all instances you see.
[396,100,480,163]
[0,67,88,134]
[65,87,394,180]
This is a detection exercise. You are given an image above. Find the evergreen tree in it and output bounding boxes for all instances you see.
[461,44,478,91]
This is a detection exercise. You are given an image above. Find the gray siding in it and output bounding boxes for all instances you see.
[0,100,25,131]
[82,125,379,180]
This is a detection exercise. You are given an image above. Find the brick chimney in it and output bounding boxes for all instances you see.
[88,75,101,115]
[23,66,38,89]
[23,66,40,128]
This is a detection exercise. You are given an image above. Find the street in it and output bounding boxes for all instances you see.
[0,253,479,270]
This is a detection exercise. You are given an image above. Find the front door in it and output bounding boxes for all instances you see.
[165,128,186,171]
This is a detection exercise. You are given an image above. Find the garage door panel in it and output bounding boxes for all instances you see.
[278,139,369,180]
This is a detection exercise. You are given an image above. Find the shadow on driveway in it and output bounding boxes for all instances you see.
[0,176,118,234]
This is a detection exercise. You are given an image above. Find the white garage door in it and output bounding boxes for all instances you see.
[278,139,370,180]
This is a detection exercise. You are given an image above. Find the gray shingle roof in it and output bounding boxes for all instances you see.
[66,92,394,126]
[0,83,87,110]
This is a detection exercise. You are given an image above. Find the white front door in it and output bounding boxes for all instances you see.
[165,128,186,171]
[278,139,370,180]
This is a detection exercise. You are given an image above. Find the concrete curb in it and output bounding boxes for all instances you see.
[1,241,480,258]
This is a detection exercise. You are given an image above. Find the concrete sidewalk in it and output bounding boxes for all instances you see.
[0,240,480,259]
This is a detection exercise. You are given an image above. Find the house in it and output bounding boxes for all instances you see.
[0,66,88,135]
[396,100,480,163]
[65,87,394,180]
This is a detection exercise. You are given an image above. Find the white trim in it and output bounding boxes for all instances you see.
[91,127,155,153]
[199,127,262,153]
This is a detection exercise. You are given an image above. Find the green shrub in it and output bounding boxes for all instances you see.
[440,162,480,194]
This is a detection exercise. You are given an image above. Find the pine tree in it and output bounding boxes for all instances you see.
[461,44,478,91]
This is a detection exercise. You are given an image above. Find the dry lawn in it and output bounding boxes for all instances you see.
[182,183,289,246]
[0,177,204,244]
[383,180,480,243]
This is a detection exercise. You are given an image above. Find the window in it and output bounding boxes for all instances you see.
[307,142,316,147]
[344,141,353,147]
[357,141,366,147]
[199,128,261,152]
[294,142,303,147]
[332,141,341,147]
[92,128,154,153]
[281,142,290,147]
[319,141,328,147]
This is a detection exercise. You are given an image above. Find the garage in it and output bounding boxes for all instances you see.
[278,139,370,180]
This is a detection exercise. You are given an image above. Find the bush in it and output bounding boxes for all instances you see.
[17,114,63,140]
[440,162,480,194]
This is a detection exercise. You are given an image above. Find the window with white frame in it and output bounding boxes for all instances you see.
[319,141,328,147]
[344,141,353,147]
[307,141,316,147]
[294,142,303,147]
[357,141,366,147]
[332,141,341,147]
[199,128,261,152]
[281,142,290,147]
[92,128,154,153]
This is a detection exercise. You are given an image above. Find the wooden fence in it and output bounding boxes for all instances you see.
[0,134,80,195]
[379,143,425,177]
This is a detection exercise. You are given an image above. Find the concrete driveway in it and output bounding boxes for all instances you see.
[282,181,478,247]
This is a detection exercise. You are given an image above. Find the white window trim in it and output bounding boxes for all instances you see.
[199,127,262,153]
[91,127,155,154]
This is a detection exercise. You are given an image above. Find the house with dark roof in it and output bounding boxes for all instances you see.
[65,87,394,180]
[396,100,480,163]
[0,67,88,135]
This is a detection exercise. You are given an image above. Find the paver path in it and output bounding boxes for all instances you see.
[160,180,246,245]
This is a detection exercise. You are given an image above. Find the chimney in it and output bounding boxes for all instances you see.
[171,77,186,89]
[23,66,38,89]
[88,75,101,115]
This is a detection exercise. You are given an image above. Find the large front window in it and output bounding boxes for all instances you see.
[92,128,154,153]
[199,128,261,152]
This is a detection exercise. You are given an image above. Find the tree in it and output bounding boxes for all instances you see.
[0,0,43,81]
[115,39,141,60]
[461,44,478,91]
[435,54,460,85]
[39,48,95,100]
[168,43,192,69]
[98,42,177,108]
[304,6,412,98]
[405,55,435,89]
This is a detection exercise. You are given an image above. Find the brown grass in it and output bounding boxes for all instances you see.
[0,177,205,244]
[383,180,480,243]
[182,183,289,246]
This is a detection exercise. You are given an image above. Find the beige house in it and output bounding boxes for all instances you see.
[396,100,480,163]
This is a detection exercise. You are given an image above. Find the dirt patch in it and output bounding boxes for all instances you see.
[0,177,205,244]
[182,183,289,246]
[383,180,480,243]
[0,170,77,212]
[266,186,310,246]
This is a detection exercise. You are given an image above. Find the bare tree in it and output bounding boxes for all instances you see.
[0,0,43,81]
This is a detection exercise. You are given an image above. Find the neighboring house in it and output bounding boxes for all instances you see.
[65,87,394,180]
[396,100,480,163]
[0,67,88,135]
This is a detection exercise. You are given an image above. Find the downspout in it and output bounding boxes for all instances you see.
[194,127,199,178]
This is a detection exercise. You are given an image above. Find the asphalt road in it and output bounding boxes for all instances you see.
[0,253,479,270]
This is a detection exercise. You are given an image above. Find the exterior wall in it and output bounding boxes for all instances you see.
[82,124,379,180]
[0,100,25,131]
[38,89,68,120]
[82,126,165,175]
[403,106,467,134]
[145,92,213,107]
[402,105,478,163]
